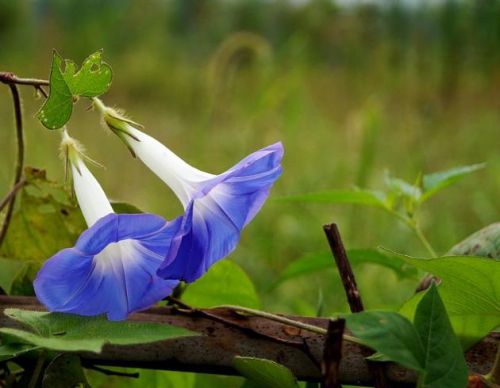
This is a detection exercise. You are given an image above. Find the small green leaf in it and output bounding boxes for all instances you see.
[87,368,196,388]
[344,311,425,371]
[0,308,198,353]
[398,255,500,348]
[384,174,421,203]
[233,356,298,388]
[274,249,418,287]
[414,284,468,388]
[61,50,113,97]
[37,52,73,129]
[42,354,90,388]
[182,260,260,309]
[278,189,387,208]
[421,163,485,202]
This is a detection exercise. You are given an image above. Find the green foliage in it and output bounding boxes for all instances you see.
[280,189,387,208]
[448,223,500,258]
[37,50,112,129]
[42,354,90,388]
[37,53,73,130]
[0,308,198,353]
[398,255,500,348]
[86,368,196,388]
[0,257,26,294]
[0,340,37,362]
[232,357,298,388]
[421,163,486,202]
[274,249,418,287]
[182,260,260,309]
[414,284,468,387]
[346,285,468,388]
[0,168,86,295]
[345,312,424,371]
[60,50,112,97]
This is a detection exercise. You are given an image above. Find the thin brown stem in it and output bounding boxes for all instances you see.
[0,84,25,246]
[0,72,49,87]
[321,319,345,388]
[323,223,364,313]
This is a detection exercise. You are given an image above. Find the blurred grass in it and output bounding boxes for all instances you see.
[0,0,499,319]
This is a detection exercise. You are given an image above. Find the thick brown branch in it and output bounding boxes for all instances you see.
[0,296,497,386]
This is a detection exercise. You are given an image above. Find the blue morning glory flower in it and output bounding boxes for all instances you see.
[34,132,178,320]
[94,99,284,283]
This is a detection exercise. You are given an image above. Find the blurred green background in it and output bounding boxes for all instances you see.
[1,0,499,326]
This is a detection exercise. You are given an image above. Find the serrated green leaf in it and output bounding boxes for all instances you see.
[398,255,500,348]
[344,311,425,371]
[421,163,485,202]
[37,52,73,129]
[0,308,198,353]
[278,189,387,208]
[414,284,468,388]
[61,50,113,97]
[182,260,260,309]
[42,354,90,388]
[273,249,418,287]
[233,357,298,388]
[0,168,86,295]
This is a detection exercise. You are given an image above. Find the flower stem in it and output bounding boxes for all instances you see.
[216,304,364,346]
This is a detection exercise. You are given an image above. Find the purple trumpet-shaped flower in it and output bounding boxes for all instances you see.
[34,132,178,320]
[95,99,284,283]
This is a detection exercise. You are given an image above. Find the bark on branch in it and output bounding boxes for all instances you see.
[0,296,497,386]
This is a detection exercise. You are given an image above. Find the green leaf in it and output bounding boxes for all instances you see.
[37,52,73,129]
[0,308,198,353]
[274,249,418,287]
[111,201,144,214]
[0,340,38,362]
[86,368,196,388]
[0,168,86,295]
[182,260,260,308]
[414,284,468,388]
[448,223,500,258]
[278,189,387,208]
[398,255,500,348]
[42,354,90,388]
[0,257,27,294]
[60,50,113,97]
[384,174,421,203]
[421,163,485,202]
[344,311,425,371]
[233,357,298,388]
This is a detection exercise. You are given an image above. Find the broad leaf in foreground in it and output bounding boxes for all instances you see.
[0,308,198,353]
[345,311,424,371]
[233,356,298,388]
[398,255,500,348]
[42,354,90,388]
[414,284,468,388]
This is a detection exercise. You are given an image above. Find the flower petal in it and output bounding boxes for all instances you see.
[158,142,283,282]
[35,213,178,320]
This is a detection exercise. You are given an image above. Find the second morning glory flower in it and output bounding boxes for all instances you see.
[94,99,284,283]
[34,131,179,320]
